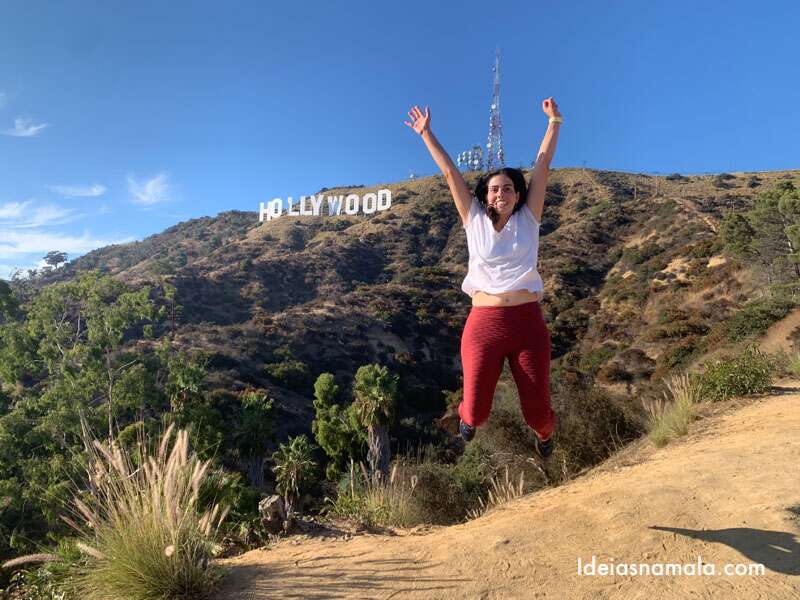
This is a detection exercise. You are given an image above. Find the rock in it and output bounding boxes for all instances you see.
[259,494,287,534]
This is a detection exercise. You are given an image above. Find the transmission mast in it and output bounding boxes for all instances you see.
[486,47,504,171]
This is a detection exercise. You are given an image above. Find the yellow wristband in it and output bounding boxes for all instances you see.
[549,116,563,124]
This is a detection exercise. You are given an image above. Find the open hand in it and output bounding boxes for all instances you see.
[542,97,561,119]
[404,105,430,135]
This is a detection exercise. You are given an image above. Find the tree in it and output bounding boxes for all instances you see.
[43,251,68,269]
[158,345,208,414]
[720,213,756,260]
[352,364,400,480]
[236,387,275,488]
[271,435,316,516]
[160,281,182,337]
[722,181,800,286]
[0,272,159,555]
[22,271,155,442]
[0,280,17,324]
[156,344,223,460]
[311,373,365,480]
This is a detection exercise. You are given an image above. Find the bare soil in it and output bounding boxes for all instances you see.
[213,383,800,599]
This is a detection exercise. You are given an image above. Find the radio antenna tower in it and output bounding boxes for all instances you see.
[485,47,504,171]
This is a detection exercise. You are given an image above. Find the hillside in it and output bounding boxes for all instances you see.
[213,382,800,599]
[27,167,800,445]
[3,167,800,594]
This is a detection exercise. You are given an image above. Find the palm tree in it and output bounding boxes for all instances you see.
[271,435,317,516]
[352,364,400,480]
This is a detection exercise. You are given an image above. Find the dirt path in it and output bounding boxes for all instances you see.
[759,308,800,356]
[214,387,800,599]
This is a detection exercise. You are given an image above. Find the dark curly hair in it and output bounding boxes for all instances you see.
[474,167,528,224]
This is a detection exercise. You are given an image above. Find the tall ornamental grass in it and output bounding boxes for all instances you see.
[64,424,229,600]
[643,373,703,447]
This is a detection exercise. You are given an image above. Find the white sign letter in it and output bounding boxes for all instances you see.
[263,198,282,221]
[327,195,343,215]
[377,189,392,211]
[311,194,324,215]
[344,193,360,215]
[299,195,313,216]
[362,193,377,214]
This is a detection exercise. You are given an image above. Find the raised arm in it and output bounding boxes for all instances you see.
[525,97,562,223]
[405,105,473,226]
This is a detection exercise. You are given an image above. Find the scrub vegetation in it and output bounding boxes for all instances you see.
[1,169,798,597]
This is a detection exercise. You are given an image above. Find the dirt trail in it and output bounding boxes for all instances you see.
[759,308,800,356]
[215,387,800,599]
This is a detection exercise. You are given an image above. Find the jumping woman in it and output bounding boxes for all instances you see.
[404,98,562,459]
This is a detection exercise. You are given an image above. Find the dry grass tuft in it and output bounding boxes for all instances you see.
[643,373,703,447]
[61,423,229,599]
[466,466,525,520]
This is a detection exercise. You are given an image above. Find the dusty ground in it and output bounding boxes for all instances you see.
[759,308,800,356]
[214,383,800,600]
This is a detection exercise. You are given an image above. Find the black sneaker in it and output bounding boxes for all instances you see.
[534,434,554,460]
[459,420,476,442]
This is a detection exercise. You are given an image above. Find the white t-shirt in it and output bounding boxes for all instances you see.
[461,196,544,298]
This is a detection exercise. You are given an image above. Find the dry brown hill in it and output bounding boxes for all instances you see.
[24,167,800,477]
[213,381,800,599]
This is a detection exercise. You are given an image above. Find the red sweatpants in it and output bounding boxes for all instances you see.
[458,301,555,439]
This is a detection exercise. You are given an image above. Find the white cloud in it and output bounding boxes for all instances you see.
[128,172,171,206]
[3,117,49,137]
[0,202,78,229]
[0,201,32,219]
[21,205,79,228]
[47,183,107,198]
[0,199,129,280]
[0,201,80,229]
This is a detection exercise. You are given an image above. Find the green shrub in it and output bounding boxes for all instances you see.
[323,461,419,528]
[580,344,616,375]
[325,441,491,528]
[404,457,486,525]
[725,297,795,342]
[574,197,590,211]
[622,243,662,266]
[646,318,709,341]
[596,362,633,383]
[655,200,677,219]
[0,537,82,599]
[699,345,775,401]
[264,359,311,394]
[712,174,735,189]
[656,337,702,374]
[587,200,612,218]
[556,384,645,469]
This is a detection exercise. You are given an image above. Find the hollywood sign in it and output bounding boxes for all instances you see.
[259,189,392,222]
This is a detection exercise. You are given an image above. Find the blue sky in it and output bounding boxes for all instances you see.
[1,0,799,279]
